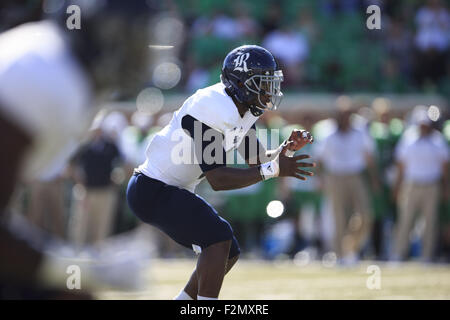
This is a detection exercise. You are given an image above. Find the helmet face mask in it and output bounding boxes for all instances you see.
[221,45,284,117]
[244,70,284,112]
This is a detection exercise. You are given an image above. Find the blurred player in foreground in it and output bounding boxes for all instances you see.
[0,15,92,300]
[0,1,150,298]
[127,45,315,300]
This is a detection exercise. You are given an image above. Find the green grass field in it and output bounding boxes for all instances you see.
[97,258,450,300]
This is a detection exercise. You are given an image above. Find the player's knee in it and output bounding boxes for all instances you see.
[202,216,235,256]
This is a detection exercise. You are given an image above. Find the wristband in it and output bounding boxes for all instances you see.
[259,158,279,180]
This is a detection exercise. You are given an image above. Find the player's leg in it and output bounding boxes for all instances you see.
[195,239,231,299]
[182,237,240,299]
[165,213,236,299]
[127,173,240,299]
[186,195,240,299]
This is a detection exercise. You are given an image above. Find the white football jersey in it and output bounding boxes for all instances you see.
[0,21,92,181]
[138,82,258,193]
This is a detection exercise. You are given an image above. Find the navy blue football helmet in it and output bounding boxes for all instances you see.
[221,45,284,117]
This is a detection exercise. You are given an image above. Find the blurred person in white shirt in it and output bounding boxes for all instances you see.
[392,106,449,262]
[316,105,379,264]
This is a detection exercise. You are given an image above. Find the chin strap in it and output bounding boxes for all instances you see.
[222,74,267,117]
[249,104,264,117]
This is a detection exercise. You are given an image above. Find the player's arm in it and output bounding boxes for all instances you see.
[208,127,315,190]
[182,115,315,191]
[205,166,263,190]
[238,125,314,166]
[209,127,315,191]
[205,150,314,191]
[237,124,282,167]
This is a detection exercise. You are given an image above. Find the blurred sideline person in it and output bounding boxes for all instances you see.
[0,1,151,298]
[368,102,403,260]
[68,122,122,250]
[127,45,315,300]
[393,107,449,262]
[316,104,379,264]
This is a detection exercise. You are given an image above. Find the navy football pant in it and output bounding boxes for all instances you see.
[126,172,240,259]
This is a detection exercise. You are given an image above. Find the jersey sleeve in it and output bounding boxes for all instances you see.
[181,114,226,173]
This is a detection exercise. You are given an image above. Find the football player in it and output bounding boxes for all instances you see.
[0,10,93,298]
[0,1,151,298]
[126,45,315,300]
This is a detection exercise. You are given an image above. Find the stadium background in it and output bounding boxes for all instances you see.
[2,0,449,299]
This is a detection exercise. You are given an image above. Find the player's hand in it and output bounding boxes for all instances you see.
[278,146,315,181]
[287,129,314,151]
